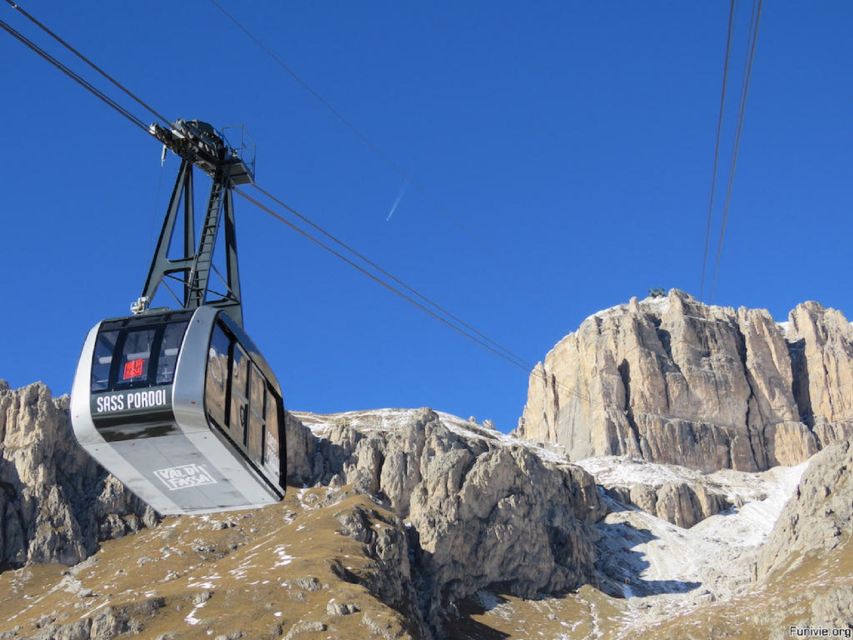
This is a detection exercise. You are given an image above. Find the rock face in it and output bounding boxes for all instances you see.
[0,382,155,569]
[294,409,605,627]
[788,303,853,443]
[575,456,759,528]
[516,290,853,472]
[758,439,853,580]
[603,478,731,529]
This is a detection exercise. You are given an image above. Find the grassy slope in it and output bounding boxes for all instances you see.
[0,487,415,640]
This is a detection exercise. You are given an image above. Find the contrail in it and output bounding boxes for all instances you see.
[385,176,411,222]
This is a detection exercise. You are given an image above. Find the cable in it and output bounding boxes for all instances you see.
[710,0,763,301]
[207,0,506,264]
[208,0,406,178]
[699,0,737,301]
[237,186,610,411]
[4,0,171,126]
[0,18,150,133]
[234,187,536,372]
[242,185,642,410]
[250,183,531,370]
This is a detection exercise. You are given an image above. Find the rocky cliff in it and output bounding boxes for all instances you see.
[577,456,737,528]
[0,382,155,569]
[632,440,853,639]
[516,290,853,472]
[292,409,605,627]
[758,439,853,581]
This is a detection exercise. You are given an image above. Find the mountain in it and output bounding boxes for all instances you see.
[0,382,154,570]
[0,292,850,638]
[516,289,853,472]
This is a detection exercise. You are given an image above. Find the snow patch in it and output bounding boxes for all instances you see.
[693,462,807,547]
[577,456,701,487]
[475,591,513,620]
[596,458,810,630]
[273,544,293,568]
[185,601,206,626]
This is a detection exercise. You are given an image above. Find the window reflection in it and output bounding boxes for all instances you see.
[91,330,118,392]
[157,322,189,385]
[205,324,231,429]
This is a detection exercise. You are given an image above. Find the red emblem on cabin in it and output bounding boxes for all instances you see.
[123,358,145,380]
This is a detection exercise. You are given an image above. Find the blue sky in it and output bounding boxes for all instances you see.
[1,1,850,431]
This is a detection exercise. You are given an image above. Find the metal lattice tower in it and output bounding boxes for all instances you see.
[136,120,254,327]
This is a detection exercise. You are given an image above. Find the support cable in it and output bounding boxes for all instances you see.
[0,18,150,133]
[699,0,737,301]
[250,183,530,370]
[4,0,171,126]
[710,0,763,301]
[208,0,406,177]
[234,188,534,371]
[207,0,506,263]
[237,186,604,408]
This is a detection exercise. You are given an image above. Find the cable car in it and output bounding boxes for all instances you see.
[69,119,286,515]
[70,306,285,514]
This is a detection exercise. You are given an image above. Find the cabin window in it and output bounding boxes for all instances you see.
[91,316,190,393]
[247,364,265,462]
[156,322,188,385]
[200,318,283,478]
[230,344,249,444]
[264,390,281,472]
[116,329,156,387]
[91,330,119,392]
[205,324,231,429]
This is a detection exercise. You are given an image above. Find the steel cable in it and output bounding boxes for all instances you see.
[699,0,738,301]
[4,0,171,126]
[710,0,763,301]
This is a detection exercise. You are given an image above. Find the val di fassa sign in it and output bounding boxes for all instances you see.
[93,387,170,414]
[154,463,217,491]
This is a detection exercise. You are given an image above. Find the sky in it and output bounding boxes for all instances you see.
[1,1,850,431]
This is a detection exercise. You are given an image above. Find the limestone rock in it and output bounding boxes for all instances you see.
[605,480,731,529]
[787,302,853,442]
[516,290,851,471]
[333,502,427,635]
[757,440,853,580]
[0,382,155,568]
[295,408,605,627]
[284,410,316,485]
[579,456,735,528]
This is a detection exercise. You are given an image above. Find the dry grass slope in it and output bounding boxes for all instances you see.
[0,487,418,640]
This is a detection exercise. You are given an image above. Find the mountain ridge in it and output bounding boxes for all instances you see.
[515,289,853,471]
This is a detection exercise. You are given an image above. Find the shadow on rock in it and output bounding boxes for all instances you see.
[595,520,701,598]
[443,592,513,640]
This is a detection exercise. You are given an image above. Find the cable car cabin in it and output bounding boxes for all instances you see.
[70,306,286,515]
